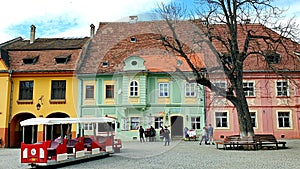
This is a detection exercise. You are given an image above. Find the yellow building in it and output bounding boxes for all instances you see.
[0,25,90,147]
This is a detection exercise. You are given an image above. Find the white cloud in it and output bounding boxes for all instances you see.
[0,0,171,43]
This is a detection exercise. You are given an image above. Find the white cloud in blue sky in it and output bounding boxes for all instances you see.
[0,0,299,43]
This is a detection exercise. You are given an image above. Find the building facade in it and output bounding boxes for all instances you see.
[0,25,89,147]
[77,20,208,141]
[202,23,300,139]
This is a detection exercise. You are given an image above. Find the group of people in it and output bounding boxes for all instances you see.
[199,124,214,145]
[139,125,170,146]
[138,124,214,146]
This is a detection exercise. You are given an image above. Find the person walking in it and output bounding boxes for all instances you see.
[149,126,156,142]
[184,127,189,140]
[199,126,208,145]
[139,126,145,142]
[159,126,164,140]
[163,126,170,146]
[207,124,214,145]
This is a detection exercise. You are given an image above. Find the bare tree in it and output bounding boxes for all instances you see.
[156,0,299,137]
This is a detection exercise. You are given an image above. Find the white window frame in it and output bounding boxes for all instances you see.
[243,81,255,96]
[276,80,289,96]
[130,117,140,130]
[215,111,228,128]
[154,116,163,129]
[84,123,93,131]
[129,80,139,97]
[185,82,197,97]
[159,83,169,97]
[277,111,291,128]
[191,116,201,129]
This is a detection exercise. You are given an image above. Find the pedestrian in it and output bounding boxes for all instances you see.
[149,126,156,142]
[163,126,170,146]
[159,126,164,140]
[207,123,214,145]
[139,126,145,142]
[199,126,208,145]
[184,127,189,140]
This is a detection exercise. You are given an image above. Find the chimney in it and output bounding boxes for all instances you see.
[129,16,138,23]
[244,18,251,24]
[90,24,95,38]
[30,25,36,44]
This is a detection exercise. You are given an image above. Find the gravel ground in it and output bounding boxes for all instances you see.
[1,139,300,169]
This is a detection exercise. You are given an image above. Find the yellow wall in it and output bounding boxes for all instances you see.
[11,73,78,120]
[0,60,8,70]
[0,73,10,128]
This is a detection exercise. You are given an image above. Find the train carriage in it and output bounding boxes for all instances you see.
[20,117,122,167]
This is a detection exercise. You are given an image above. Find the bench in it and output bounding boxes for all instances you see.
[216,135,258,150]
[254,134,286,149]
[84,137,93,151]
[47,141,60,157]
[66,139,78,154]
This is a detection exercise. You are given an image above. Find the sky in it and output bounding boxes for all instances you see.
[0,0,299,44]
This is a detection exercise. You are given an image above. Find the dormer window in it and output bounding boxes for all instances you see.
[102,61,109,67]
[293,51,300,61]
[23,56,39,64]
[55,55,71,64]
[130,37,136,42]
[177,60,183,66]
[264,51,281,64]
[131,60,137,66]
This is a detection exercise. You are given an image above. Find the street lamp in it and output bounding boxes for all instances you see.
[36,95,44,110]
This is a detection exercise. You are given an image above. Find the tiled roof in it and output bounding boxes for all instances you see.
[196,22,300,71]
[77,21,211,74]
[3,38,89,50]
[3,37,89,72]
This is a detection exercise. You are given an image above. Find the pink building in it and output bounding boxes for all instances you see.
[203,23,300,139]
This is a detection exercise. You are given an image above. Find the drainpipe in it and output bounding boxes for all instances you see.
[8,69,13,147]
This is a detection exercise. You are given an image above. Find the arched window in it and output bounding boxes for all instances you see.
[129,80,138,97]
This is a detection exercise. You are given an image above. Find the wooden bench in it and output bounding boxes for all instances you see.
[254,134,287,149]
[216,135,258,150]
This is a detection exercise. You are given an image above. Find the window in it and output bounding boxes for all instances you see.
[84,123,93,130]
[243,82,255,96]
[191,116,201,129]
[130,117,140,130]
[264,51,281,64]
[85,85,94,99]
[130,37,136,42]
[214,82,226,89]
[102,61,109,67]
[154,117,163,129]
[250,112,257,128]
[19,81,34,100]
[215,112,228,128]
[98,122,115,132]
[106,85,115,98]
[55,55,71,64]
[159,83,169,97]
[276,81,288,96]
[129,81,138,97]
[278,112,290,128]
[23,56,39,64]
[185,83,197,97]
[51,80,66,100]
[131,61,137,66]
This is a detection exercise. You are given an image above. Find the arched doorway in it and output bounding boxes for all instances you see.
[170,116,183,138]
[10,113,36,147]
[45,113,70,140]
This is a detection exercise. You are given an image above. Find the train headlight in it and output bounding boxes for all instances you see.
[31,148,37,156]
